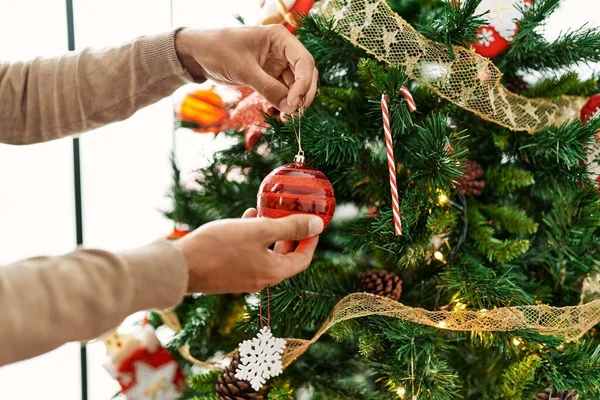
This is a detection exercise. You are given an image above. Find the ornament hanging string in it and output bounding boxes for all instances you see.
[259,286,271,328]
[294,100,305,165]
[381,86,416,236]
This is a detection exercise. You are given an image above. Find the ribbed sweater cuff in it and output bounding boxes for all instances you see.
[119,240,189,312]
[139,29,194,84]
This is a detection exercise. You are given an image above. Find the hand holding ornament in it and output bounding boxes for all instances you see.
[174,208,323,294]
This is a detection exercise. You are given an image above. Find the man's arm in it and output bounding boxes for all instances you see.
[0,241,189,366]
[0,30,192,145]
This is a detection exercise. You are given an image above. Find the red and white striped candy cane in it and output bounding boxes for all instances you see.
[399,85,417,111]
[381,86,416,236]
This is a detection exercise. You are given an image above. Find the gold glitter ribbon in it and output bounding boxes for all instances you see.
[159,293,600,370]
[314,0,587,133]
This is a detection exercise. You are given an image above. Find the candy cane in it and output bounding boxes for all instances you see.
[381,94,402,236]
[381,86,417,236]
[399,85,417,111]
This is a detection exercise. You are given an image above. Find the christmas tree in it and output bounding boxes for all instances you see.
[154,0,600,398]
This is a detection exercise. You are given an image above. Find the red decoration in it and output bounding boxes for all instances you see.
[468,0,531,58]
[167,228,191,240]
[178,88,229,132]
[259,0,315,33]
[101,326,184,400]
[597,176,600,193]
[581,94,600,142]
[257,161,336,228]
[222,91,279,151]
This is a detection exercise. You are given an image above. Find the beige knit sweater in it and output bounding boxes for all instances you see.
[0,30,191,366]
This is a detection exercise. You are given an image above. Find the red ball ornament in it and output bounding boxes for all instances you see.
[581,94,600,142]
[581,94,600,123]
[470,0,531,58]
[257,160,336,228]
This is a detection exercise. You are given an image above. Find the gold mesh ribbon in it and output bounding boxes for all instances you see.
[159,293,600,370]
[315,0,587,133]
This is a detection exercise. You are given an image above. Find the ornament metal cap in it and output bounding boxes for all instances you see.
[294,151,305,166]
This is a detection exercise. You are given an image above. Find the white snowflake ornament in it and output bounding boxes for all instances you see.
[235,326,286,391]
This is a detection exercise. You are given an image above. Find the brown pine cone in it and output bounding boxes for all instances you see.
[458,160,486,196]
[216,352,264,400]
[359,269,402,301]
[505,75,529,94]
[537,389,579,400]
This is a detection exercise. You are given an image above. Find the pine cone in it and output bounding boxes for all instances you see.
[458,160,485,196]
[537,390,579,400]
[505,75,529,94]
[359,270,403,301]
[216,352,265,400]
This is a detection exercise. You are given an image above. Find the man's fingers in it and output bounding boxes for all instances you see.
[270,28,315,109]
[242,208,258,219]
[247,66,292,113]
[304,67,319,108]
[261,214,324,243]
[272,236,319,280]
[287,58,314,109]
[274,240,295,255]
[281,68,295,88]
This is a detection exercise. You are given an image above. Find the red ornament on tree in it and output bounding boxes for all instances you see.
[581,94,600,142]
[259,0,315,34]
[470,0,531,58]
[581,94,600,123]
[101,325,185,400]
[257,158,336,228]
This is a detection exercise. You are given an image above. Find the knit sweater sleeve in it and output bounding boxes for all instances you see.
[0,241,189,366]
[0,29,192,144]
[0,31,193,365]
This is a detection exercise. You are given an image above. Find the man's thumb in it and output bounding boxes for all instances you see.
[263,214,324,242]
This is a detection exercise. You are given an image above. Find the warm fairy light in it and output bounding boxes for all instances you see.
[396,386,406,398]
[512,338,521,346]
[480,308,488,313]
[438,193,449,205]
[438,320,448,328]
[434,251,445,261]
[454,301,467,311]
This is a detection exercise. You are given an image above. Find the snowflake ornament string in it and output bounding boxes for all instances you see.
[235,326,286,391]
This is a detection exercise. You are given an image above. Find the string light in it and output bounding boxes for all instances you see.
[512,337,521,346]
[434,251,445,262]
[454,301,467,311]
[438,193,449,205]
[397,386,406,398]
[438,320,448,328]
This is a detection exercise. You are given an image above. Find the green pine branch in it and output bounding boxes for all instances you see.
[468,204,532,263]
[297,15,369,86]
[247,260,361,337]
[485,164,535,194]
[479,204,538,235]
[538,342,600,397]
[417,0,488,55]
[499,0,600,71]
[406,113,469,192]
[187,371,221,396]
[522,72,600,99]
[499,354,541,399]
[440,253,533,308]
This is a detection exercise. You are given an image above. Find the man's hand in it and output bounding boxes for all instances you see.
[174,209,324,294]
[175,26,318,114]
